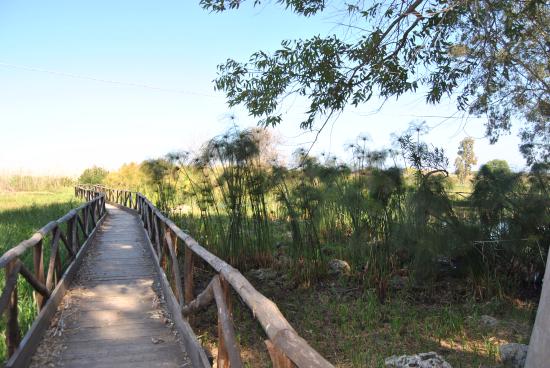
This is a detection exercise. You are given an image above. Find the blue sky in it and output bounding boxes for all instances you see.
[0,0,526,176]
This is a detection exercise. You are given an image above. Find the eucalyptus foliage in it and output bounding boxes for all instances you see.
[201,0,550,163]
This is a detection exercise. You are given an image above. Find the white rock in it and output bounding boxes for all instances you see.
[385,352,452,368]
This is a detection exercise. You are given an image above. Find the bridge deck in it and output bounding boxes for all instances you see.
[30,205,191,368]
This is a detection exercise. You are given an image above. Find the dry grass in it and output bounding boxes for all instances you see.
[190,269,535,368]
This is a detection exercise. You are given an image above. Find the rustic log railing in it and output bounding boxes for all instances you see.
[79,185,334,368]
[0,189,106,367]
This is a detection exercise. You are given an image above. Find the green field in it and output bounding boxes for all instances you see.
[0,188,80,256]
[0,187,81,361]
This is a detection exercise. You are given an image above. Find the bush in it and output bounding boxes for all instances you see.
[78,166,108,184]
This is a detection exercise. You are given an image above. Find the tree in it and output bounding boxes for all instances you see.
[200,0,550,163]
[103,162,147,191]
[454,137,477,183]
[78,166,108,184]
[141,159,178,211]
[471,159,519,234]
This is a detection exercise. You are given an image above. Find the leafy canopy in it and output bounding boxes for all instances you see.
[200,0,550,163]
[78,166,108,184]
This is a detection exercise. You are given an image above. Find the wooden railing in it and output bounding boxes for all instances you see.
[80,185,334,368]
[0,189,106,367]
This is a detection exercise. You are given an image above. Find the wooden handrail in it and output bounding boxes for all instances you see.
[79,184,334,368]
[0,189,107,363]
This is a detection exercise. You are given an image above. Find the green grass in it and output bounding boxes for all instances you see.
[0,187,81,362]
[0,188,80,256]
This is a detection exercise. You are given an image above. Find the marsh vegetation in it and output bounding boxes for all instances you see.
[93,126,548,366]
[1,126,547,365]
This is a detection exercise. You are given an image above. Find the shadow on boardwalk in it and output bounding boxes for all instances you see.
[30,205,191,368]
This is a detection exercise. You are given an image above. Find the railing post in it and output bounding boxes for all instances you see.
[218,315,229,367]
[75,212,82,248]
[33,239,45,310]
[90,201,97,228]
[82,206,89,237]
[66,219,73,255]
[6,259,21,356]
[219,275,229,368]
[153,212,161,257]
[184,246,194,304]
[45,227,61,291]
[54,242,62,285]
[164,229,184,306]
[144,205,151,238]
[160,224,168,271]
[213,275,242,368]
[69,216,78,254]
[265,340,296,368]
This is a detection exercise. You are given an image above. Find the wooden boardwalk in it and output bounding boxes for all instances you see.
[2,186,333,368]
[29,204,191,368]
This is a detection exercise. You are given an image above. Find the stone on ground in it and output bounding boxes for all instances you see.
[480,315,499,327]
[328,259,351,276]
[385,352,452,368]
[249,268,278,281]
[499,343,528,368]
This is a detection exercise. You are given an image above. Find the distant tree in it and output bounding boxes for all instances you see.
[201,0,549,163]
[103,162,147,191]
[249,127,281,165]
[471,159,519,234]
[78,166,108,184]
[454,137,477,183]
[141,159,178,211]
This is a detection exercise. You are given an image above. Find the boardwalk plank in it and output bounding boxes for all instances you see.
[29,205,191,368]
[61,343,182,361]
